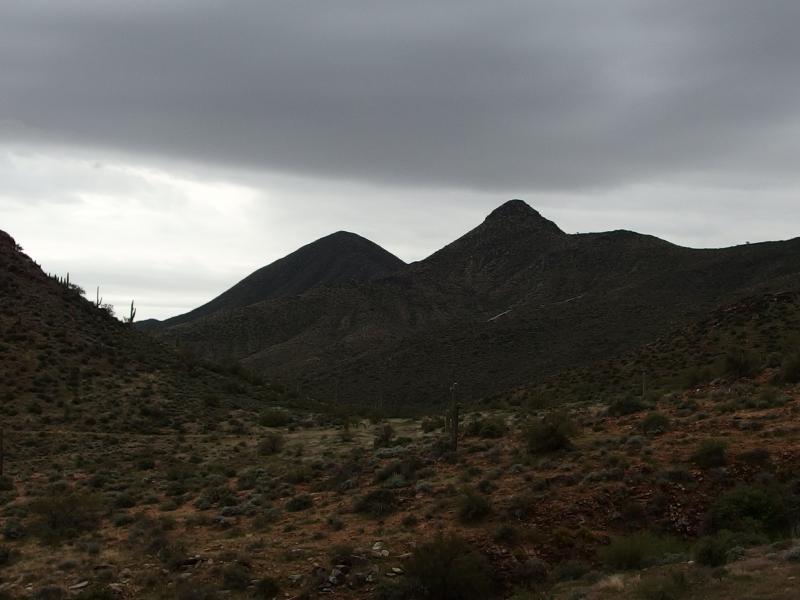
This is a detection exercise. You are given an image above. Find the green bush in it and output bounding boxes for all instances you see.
[355,489,397,518]
[28,489,103,544]
[465,416,507,439]
[285,494,313,512]
[373,424,396,448]
[707,485,789,536]
[257,432,284,455]
[781,354,800,384]
[641,412,670,435]
[421,417,445,433]
[694,532,733,567]
[690,440,727,469]
[608,397,646,417]
[524,411,576,455]
[222,562,252,591]
[635,571,695,600]
[599,532,683,571]
[402,535,494,600]
[457,490,491,524]
[258,408,291,428]
[722,347,759,379]
[254,577,281,599]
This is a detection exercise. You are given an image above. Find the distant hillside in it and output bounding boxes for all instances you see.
[142,231,405,330]
[516,290,800,407]
[151,200,800,409]
[0,230,274,433]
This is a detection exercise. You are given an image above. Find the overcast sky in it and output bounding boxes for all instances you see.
[3,0,800,320]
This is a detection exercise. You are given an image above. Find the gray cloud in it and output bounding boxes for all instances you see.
[2,1,800,191]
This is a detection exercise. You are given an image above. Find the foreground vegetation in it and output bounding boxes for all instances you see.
[2,366,800,598]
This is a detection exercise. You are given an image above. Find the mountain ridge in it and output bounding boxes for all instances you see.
[151,200,800,409]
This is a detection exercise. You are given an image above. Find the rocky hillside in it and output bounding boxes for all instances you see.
[0,230,273,433]
[152,200,800,409]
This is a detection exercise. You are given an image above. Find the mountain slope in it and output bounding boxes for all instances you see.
[144,231,405,329]
[0,230,271,433]
[154,201,800,409]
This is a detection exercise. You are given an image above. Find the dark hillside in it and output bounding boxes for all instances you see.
[146,231,405,329]
[154,201,800,409]
[0,230,270,433]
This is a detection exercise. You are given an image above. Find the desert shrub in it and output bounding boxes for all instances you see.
[0,545,12,567]
[694,532,737,567]
[608,397,646,417]
[457,489,491,524]
[739,447,771,466]
[195,485,237,510]
[2,518,25,541]
[259,408,291,428]
[781,354,800,384]
[376,457,423,484]
[635,571,695,600]
[465,416,507,439]
[402,534,494,600]
[641,412,670,435]
[599,532,683,571]
[707,485,790,536]
[31,587,66,600]
[494,524,519,545]
[551,560,591,582]
[220,562,250,591]
[285,494,313,512]
[373,424,396,448]
[523,411,576,455]
[283,465,312,484]
[174,582,220,600]
[254,577,281,599]
[328,543,356,567]
[355,489,397,518]
[421,417,445,433]
[690,440,727,469]
[127,516,187,570]
[477,416,508,439]
[507,493,538,521]
[28,489,103,544]
[722,347,759,379]
[257,432,284,456]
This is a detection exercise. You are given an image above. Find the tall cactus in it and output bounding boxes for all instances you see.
[124,300,137,326]
[449,382,459,452]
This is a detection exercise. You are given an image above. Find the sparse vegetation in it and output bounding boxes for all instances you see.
[257,432,285,455]
[691,440,728,469]
[523,411,576,454]
[400,535,494,600]
[599,532,684,570]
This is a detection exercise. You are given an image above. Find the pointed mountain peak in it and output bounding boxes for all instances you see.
[484,200,564,234]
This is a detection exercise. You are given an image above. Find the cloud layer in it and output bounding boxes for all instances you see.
[3,1,800,190]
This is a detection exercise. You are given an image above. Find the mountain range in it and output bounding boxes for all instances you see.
[137,199,800,408]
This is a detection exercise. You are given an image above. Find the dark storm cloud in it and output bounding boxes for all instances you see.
[2,0,800,191]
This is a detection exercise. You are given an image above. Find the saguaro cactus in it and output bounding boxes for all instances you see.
[449,382,459,452]
[124,300,137,326]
